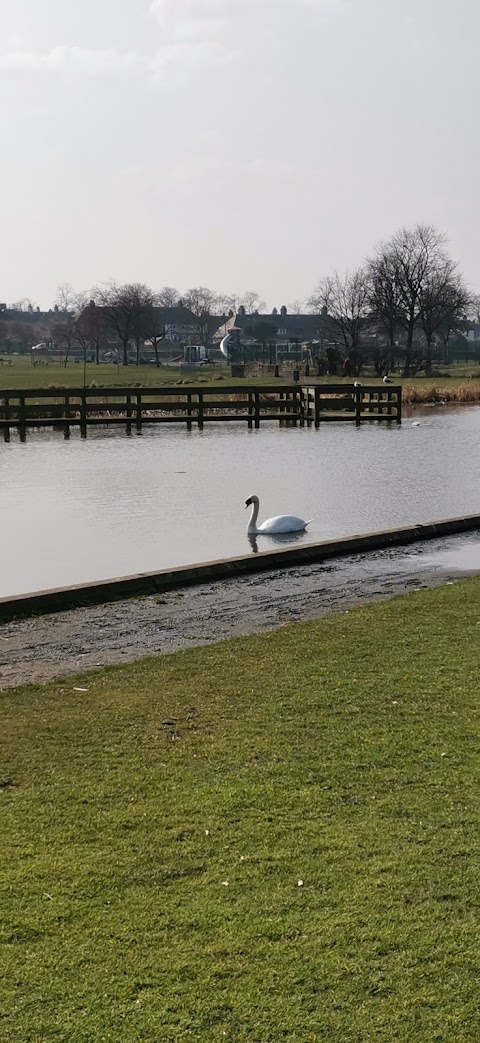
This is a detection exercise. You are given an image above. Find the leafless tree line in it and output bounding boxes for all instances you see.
[308,224,476,376]
[3,225,478,372]
[1,284,268,366]
[52,284,267,366]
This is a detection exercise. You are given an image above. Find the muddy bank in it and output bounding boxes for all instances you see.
[1,534,479,689]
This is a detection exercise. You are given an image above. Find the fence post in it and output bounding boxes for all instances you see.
[386,390,393,422]
[291,391,298,427]
[254,391,260,429]
[18,394,26,442]
[355,385,362,427]
[187,392,192,431]
[126,393,132,435]
[136,393,142,433]
[80,392,87,439]
[248,391,254,430]
[64,394,70,439]
[198,392,204,429]
[3,395,10,442]
[314,387,321,429]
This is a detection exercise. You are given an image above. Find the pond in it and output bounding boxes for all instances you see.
[1,406,479,598]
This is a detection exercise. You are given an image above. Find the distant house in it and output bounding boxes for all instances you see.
[215,305,340,349]
[0,306,68,325]
[457,320,480,342]
[148,306,204,343]
[76,302,226,349]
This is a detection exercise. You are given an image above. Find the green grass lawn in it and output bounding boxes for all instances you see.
[0,355,479,392]
[1,581,480,1041]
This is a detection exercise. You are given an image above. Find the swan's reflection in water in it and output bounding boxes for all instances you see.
[248,531,310,555]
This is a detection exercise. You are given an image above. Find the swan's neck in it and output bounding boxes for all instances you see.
[248,500,260,534]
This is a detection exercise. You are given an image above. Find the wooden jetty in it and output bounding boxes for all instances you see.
[0,383,402,441]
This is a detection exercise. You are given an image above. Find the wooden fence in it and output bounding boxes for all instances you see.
[0,384,402,441]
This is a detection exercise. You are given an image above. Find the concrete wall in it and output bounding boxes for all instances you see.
[1,514,480,623]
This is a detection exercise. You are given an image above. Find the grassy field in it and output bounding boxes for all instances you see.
[0,355,480,394]
[2,581,480,1041]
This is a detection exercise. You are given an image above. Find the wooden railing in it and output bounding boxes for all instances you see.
[0,384,402,441]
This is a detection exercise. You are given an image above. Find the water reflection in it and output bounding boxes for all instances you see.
[248,531,310,554]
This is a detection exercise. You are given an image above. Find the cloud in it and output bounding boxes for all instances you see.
[149,0,345,70]
[151,0,344,35]
[150,39,237,85]
[0,0,345,86]
[0,46,141,77]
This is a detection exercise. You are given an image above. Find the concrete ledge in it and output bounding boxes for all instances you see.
[1,514,480,623]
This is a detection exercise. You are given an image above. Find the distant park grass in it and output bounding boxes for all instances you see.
[2,580,480,1041]
[0,355,480,397]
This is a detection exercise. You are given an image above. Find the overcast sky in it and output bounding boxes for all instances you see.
[1,0,479,309]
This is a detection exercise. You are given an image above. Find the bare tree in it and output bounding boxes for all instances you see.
[216,293,240,317]
[0,320,42,354]
[52,314,77,366]
[307,276,336,315]
[10,298,38,313]
[73,299,106,365]
[371,225,450,375]
[141,307,166,368]
[93,283,157,365]
[326,269,370,361]
[75,301,105,365]
[72,319,93,366]
[182,287,223,346]
[55,283,78,314]
[367,251,402,350]
[289,299,304,315]
[420,266,470,345]
[158,287,180,307]
[240,291,266,314]
[216,291,266,316]
[469,293,480,325]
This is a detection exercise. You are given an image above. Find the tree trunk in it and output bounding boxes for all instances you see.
[95,340,99,365]
[402,319,415,376]
[424,331,433,376]
[153,339,160,367]
[122,338,129,366]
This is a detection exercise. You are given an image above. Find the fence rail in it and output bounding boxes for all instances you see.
[0,384,402,441]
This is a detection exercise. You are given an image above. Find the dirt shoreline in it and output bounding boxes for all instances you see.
[1,538,479,690]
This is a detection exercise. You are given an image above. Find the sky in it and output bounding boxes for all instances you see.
[1,0,479,310]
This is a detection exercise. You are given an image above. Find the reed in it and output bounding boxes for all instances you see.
[402,382,480,404]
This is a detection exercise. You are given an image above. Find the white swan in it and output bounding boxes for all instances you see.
[245,495,310,535]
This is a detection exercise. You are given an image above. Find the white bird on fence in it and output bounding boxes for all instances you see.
[383,375,393,384]
[245,495,310,535]
[354,381,362,388]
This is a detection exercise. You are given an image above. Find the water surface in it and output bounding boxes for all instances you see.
[1,406,479,597]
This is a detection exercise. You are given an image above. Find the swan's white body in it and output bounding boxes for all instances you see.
[246,495,310,535]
